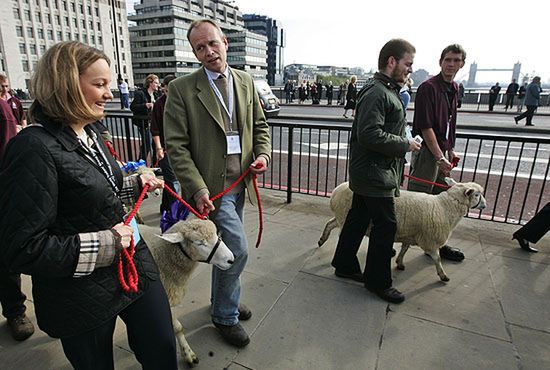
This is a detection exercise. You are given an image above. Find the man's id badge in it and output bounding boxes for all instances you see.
[226,133,241,155]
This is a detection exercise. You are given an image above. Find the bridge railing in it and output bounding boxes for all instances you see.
[103,113,549,225]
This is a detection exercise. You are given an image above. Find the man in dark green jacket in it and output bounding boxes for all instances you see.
[331,39,421,304]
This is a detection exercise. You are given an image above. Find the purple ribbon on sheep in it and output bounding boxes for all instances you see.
[160,200,190,233]
[123,160,146,174]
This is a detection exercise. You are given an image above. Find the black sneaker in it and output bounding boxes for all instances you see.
[238,303,252,321]
[7,314,35,341]
[334,269,365,283]
[366,285,405,304]
[439,245,465,262]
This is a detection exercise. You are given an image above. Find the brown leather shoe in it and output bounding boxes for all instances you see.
[366,285,405,304]
[238,303,252,321]
[213,322,250,347]
[7,314,35,341]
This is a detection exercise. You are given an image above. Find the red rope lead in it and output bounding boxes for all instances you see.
[117,184,150,293]
[404,157,460,190]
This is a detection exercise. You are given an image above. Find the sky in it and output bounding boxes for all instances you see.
[127,0,550,84]
[232,0,550,84]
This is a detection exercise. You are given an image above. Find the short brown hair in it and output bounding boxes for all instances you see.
[378,39,416,70]
[0,74,7,84]
[29,41,110,125]
[439,44,467,63]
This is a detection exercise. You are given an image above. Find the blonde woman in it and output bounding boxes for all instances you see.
[0,42,177,369]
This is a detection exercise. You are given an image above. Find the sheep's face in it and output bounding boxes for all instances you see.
[460,182,486,210]
[160,219,235,270]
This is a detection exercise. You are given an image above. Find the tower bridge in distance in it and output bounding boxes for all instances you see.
[467,62,522,86]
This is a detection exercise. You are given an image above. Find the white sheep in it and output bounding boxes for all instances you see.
[318,179,486,282]
[139,217,234,366]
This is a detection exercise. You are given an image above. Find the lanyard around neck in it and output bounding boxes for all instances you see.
[78,129,120,194]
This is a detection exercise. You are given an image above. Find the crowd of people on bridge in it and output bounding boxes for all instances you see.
[0,17,548,370]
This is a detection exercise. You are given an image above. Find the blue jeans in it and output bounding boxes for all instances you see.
[211,191,248,326]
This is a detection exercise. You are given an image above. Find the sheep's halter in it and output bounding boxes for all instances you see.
[106,142,264,293]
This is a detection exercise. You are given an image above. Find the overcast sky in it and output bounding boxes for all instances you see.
[128,0,550,84]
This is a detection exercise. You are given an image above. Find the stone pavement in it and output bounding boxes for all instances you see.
[0,189,549,369]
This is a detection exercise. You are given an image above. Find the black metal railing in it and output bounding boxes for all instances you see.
[103,113,549,225]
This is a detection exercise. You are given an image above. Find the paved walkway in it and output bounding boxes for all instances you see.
[0,190,548,369]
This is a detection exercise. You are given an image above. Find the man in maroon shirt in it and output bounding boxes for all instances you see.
[0,75,26,130]
[0,97,35,341]
[407,44,467,262]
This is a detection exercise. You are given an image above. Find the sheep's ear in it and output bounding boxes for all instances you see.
[444,177,457,186]
[158,233,184,244]
[465,188,475,197]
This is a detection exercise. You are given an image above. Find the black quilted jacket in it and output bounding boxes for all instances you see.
[0,110,159,338]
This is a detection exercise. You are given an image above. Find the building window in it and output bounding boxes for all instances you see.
[37,29,44,39]
[13,8,20,19]
[22,60,29,72]
[47,29,53,40]
[24,10,31,20]
[94,7,98,16]
[55,15,61,25]
[87,6,91,15]
[35,12,42,22]
[71,2,75,12]
[27,27,34,38]
[98,36,102,45]
[56,31,62,40]
[62,1,67,11]
[73,18,77,27]
[40,45,46,54]
[66,32,70,40]
[16,26,23,37]
[65,17,69,26]
[19,43,26,54]
[30,44,37,55]
[46,14,51,23]
[82,34,87,43]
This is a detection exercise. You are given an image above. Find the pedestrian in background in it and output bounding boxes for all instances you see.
[504,79,519,110]
[331,39,420,304]
[0,78,35,342]
[326,81,334,105]
[151,74,181,214]
[343,75,357,118]
[130,74,160,163]
[165,19,271,348]
[488,82,500,111]
[0,41,177,369]
[407,44,467,262]
[0,74,27,131]
[514,76,542,126]
[517,82,527,112]
[458,82,465,108]
[118,78,130,109]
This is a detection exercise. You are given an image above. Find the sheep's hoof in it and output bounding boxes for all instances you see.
[318,240,324,247]
[186,356,199,367]
[397,264,405,271]
[440,275,450,282]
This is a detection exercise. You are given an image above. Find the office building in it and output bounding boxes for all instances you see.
[243,14,284,86]
[0,0,133,90]
[129,0,267,83]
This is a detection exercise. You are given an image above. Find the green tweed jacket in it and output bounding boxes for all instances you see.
[164,67,271,214]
